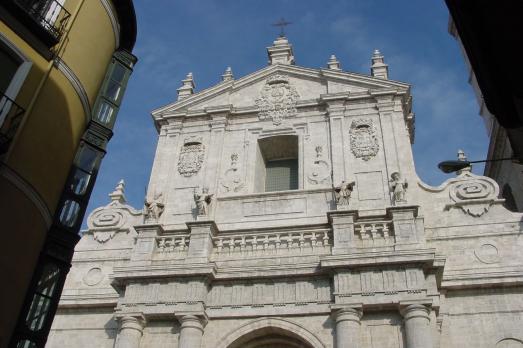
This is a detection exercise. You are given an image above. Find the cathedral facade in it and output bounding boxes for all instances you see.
[47,37,523,348]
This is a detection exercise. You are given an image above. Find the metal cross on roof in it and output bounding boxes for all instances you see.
[272,17,292,37]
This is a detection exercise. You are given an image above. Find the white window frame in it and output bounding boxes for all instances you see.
[0,33,32,127]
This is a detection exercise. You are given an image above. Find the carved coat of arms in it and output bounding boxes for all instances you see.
[349,118,379,161]
[178,140,205,177]
[255,74,299,125]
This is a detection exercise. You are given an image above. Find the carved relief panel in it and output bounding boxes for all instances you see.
[255,74,300,125]
[220,153,245,193]
[178,137,205,177]
[349,118,379,161]
[308,145,331,185]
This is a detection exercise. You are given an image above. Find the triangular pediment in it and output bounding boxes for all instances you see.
[152,64,410,119]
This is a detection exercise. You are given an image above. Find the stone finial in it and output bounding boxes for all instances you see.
[222,67,234,82]
[177,72,195,100]
[267,36,295,65]
[371,49,388,79]
[457,149,472,174]
[109,179,126,203]
[457,149,467,161]
[327,55,341,70]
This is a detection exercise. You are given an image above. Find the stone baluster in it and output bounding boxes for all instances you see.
[115,314,146,348]
[178,315,205,348]
[333,307,363,348]
[401,304,433,348]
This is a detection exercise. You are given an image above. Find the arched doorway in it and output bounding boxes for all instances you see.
[216,318,325,348]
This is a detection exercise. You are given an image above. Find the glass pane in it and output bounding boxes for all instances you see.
[70,169,91,195]
[95,101,114,125]
[265,159,298,192]
[105,80,122,102]
[111,63,127,84]
[37,263,60,297]
[17,340,37,348]
[75,144,100,173]
[25,263,60,332]
[59,200,81,227]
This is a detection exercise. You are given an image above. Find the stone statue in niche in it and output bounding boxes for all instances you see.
[255,74,300,125]
[334,180,356,207]
[178,139,205,177]
[308,146,331,185]
[349,118,379,161]
[144,192,165,222]
[390,172,408,205]
[194,187,213,216]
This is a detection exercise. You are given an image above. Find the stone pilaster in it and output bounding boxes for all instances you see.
[205,110,228,195]
[323,96,348,186]
[400,304,433,348]
[115,314,146,348]
[177,315,205,348]
[373,92,399,185]
[332,307,363,348]
[185,220,217,263]
[147,121,182,200]
[328,210,358,254]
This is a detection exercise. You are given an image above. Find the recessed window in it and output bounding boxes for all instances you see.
[256,135,299,192]
[265,158,298,191]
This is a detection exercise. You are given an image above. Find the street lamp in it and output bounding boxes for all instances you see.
[438,157,516,173]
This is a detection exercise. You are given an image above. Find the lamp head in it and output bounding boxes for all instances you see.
[437,160,472,173]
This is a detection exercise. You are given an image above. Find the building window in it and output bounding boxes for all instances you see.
[16,340,37,348]
[24,263,61,332]
[92,51,135,129]
[256,135,299,192]
[265,158,298,191]
[0,39,31,156]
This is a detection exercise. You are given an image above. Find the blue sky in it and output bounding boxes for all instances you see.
[83,0,489,227]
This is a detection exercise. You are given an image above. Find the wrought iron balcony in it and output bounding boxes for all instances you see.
[0,94,26,156]
[4,0,71,47]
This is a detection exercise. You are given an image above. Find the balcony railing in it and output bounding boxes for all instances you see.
[0,94,26,156]
[6,0,71,46]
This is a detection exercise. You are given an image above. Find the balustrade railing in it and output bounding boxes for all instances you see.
[7,0,71,46]
[354,220,394,247]
[154,235,190,258]
[213,230,331,258]
[0,94,25,157]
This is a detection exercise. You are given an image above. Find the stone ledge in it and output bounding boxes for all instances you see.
[111,263,217,286]
[320,248,438,268]
[442,266,523,289]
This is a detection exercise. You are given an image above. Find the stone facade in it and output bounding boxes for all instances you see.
[47,37,523,348]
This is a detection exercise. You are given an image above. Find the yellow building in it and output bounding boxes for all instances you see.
[0,0,137,346]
